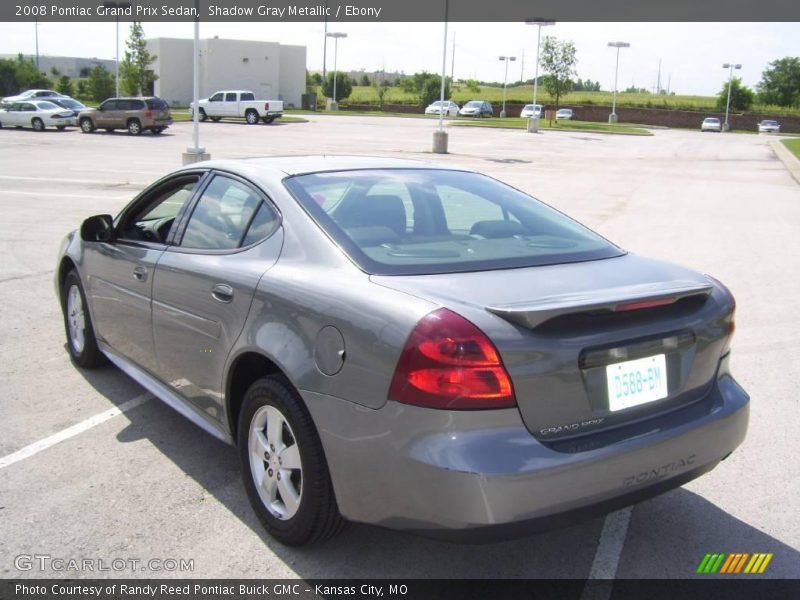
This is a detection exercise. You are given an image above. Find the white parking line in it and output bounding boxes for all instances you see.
[0,174,124,185]
[580,507,633,600]
[0,393,151,470]
[3,190,131,200]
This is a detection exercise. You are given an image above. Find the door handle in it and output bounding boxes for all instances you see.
[211,283,234,303]
[133,266,148,281]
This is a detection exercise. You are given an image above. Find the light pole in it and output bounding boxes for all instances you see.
[182,0,208,165]
[607,41,630,124]
[326,32,346,110]
[103,2,131,98]
[34,18,39,72]
[433,0,449,154]
[525,18,554,133]
[722,62,742,132]
[498,55,517,118]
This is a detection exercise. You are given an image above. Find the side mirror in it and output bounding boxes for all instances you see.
[80,214,114,242]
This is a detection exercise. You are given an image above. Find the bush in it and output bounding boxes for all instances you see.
[321,71,353,101]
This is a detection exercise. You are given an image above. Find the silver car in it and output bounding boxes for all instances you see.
[0,100,77,130]
[56,156,748,545]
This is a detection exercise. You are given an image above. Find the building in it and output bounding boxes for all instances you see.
[0,54,116,78]
[146,37,306,108]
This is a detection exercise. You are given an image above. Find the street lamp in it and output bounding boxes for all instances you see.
[525,18,555,133]
[722,62,742,132]
[607,41,630,124]
[498,55,517,118]
[103,1,132,98]
[326,32,347,109]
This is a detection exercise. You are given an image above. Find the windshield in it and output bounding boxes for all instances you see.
[762,120,778,126]
[284,169,623,276]
[56,99,83,109]
[465,101,481,108]
[705,118,719,123]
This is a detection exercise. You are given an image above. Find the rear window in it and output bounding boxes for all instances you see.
[145,98,168,110]
[284,169,623,275]
[240,92,255,101]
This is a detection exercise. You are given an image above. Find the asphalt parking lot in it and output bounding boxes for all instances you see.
[1,115,798,580]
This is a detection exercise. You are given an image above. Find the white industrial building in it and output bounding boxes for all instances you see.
[146,37,306,108]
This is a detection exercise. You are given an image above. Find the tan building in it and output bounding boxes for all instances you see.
[146,37,306,107]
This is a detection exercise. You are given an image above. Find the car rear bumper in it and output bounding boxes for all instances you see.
[302,359,748,542]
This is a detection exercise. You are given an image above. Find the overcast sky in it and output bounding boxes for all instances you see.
[0,21,797,95]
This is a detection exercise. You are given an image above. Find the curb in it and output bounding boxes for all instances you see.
[448,123,653,137]
[770,139,800,185]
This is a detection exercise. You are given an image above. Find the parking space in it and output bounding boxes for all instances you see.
[1,117,798,579]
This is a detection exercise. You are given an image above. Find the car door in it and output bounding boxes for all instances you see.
[82,172,203,374]
[151,172,283,421]
[223,92,238,116]
[3,103,23,126]
[95,99,117,128]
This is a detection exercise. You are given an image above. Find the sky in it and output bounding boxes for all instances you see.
[0,21,797,96]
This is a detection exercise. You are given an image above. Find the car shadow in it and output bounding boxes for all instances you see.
[84,130,176,138]
[76,365,798,579]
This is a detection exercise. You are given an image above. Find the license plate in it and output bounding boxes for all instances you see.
[606,354,668,412]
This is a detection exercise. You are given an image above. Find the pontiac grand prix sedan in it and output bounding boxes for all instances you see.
[56,156,748,545]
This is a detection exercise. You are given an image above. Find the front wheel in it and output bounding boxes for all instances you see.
[62,270,106,368]
[198,108,208,122]
[32,118,45,131]
[80,118,94,133]
[238,375,345,546]
[210,116,221,123]
[245,110,259,125]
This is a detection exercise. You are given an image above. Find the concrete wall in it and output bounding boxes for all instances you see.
[146,38,306,107]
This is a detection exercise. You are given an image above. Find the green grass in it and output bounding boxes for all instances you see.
[171,111,308,124]
[340,85,800,116]
[450,117,652,136]
[783,139,800,160]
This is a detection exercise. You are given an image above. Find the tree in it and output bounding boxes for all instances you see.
[717,77,755,112]
[11,54,49,91]
[757,57,800,108]
[373,80,388,109]
[465,79,480,93]
[540,36,577,109]
[87,65,115,102]
[360,74,371,86]
[119,22,158,96]
[57,75,73,96]
[310,72,323,86]
[321,71,353,101]
[419,75,450,108]
[75,80,90,100]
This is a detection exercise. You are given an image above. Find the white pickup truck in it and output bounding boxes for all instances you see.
[191,90,283,124]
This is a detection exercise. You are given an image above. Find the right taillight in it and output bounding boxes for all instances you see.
[388,308,516,410]
[707,275,736,355]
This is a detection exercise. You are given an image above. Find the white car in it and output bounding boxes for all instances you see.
[2,89,62,104]
[758,120,780,134]
[555,108,574,121]
[191,90,283,124]
[424,100,459,117]
[0,100,77,131]
[520,104,543,118]
[701,117,722,132]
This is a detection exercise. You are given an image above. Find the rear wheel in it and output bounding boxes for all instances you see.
[262,116,275,124]
[61,270,106,368]
[31,118,45,131]
[80,118,94,133]
[127,119,142,136]
[245,109,259,125]
[238,375,345,546]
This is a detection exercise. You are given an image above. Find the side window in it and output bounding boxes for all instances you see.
[130,100,145,111]
[118,176,201,243]
[225,93,237,102]
[210,93,223,102]
[23,103,35,112]
[100,100,117,111]
[180,176,262,250]
[240,92,255,101]
[241,202,279,246]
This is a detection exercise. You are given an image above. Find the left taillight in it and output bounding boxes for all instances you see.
[707,275,736,355]
[388,308,516,410]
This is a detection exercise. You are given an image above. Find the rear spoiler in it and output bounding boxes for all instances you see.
[485,280,713,329]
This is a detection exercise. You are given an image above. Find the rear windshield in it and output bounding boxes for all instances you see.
[145,98,169,110]
[284,169,623,275]
[35,101,59,110]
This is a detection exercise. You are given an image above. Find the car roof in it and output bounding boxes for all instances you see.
[178,155,465,178]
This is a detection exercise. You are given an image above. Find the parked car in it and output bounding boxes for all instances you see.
[78,97,173,135]
[2,89,61,104]
[757,120,780,134]
[424,100,459,117]
[520,104,543,118]
[555,108,574,121]
[0,100,76,130]
[57,156,748,546]
[701,117,722,132]
[191,90,284,124]
[48,96,88,117]
[459,100,493,118]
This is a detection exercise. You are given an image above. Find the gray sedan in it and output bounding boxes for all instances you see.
[56,156,748,545]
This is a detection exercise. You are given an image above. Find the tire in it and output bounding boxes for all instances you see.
[210,116,221,123]
[151,127,164,134]
[238,375,346,546]
[61,270,106,368]
[127,119,142,136]
[245,110,259,125]
[32,118,45,131]
[198,108,208,122]
[262,116,275,124]
[80,118,94,133]
[56,125,66,131]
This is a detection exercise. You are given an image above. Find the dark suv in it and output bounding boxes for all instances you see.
[79,97,173,136]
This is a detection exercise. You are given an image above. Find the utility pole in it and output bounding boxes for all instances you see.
[656,59,662,94]
[450,32,455,83]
